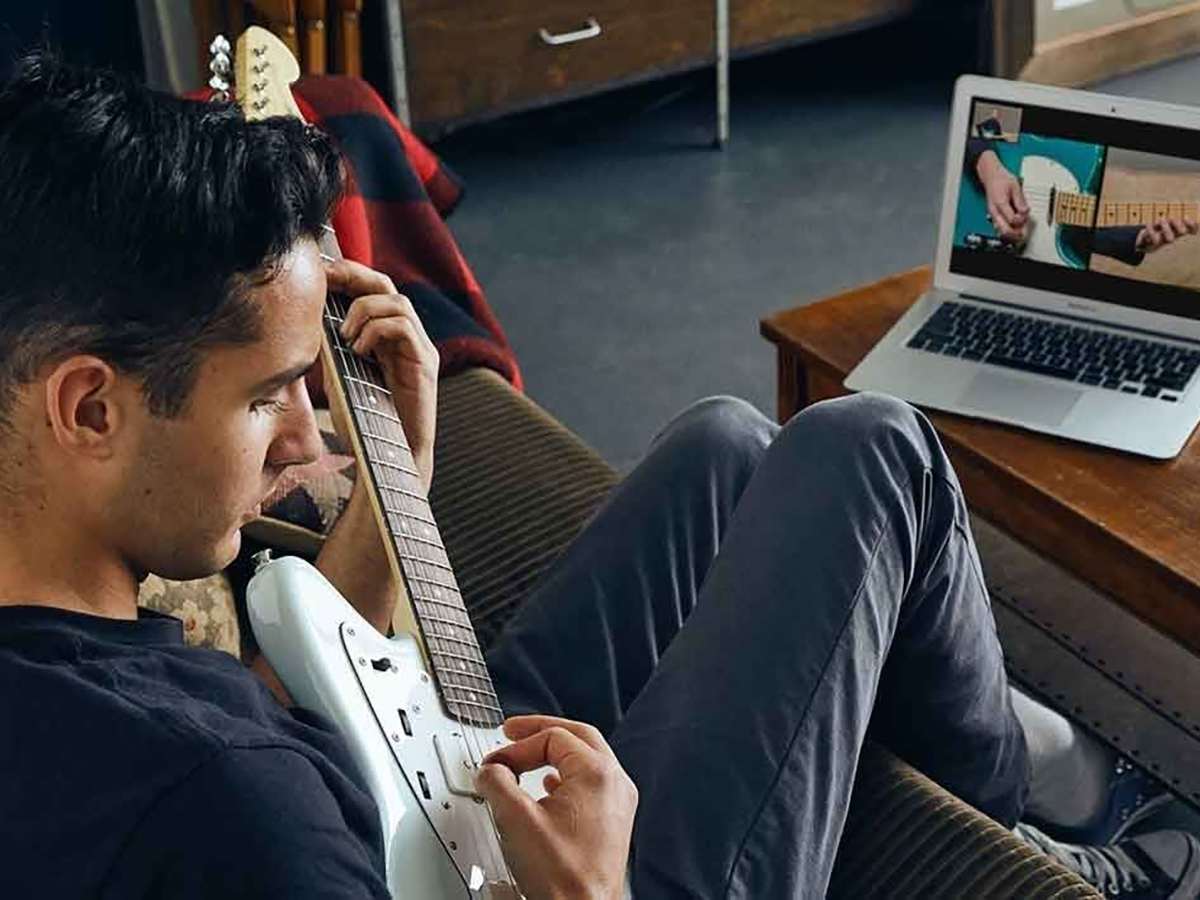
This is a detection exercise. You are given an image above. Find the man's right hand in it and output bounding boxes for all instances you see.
[476,715,638,900]
[976,149,1030,243]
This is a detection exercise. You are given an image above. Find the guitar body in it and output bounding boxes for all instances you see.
[954,134,1106,269]
[249,557,534,899]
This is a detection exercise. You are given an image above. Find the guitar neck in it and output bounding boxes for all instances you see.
[1055,191,1199,228]
[316,229,503,729]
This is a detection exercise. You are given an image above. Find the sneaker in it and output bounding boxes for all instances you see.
[1031,756,1175,846]
[1016,822,1200,898]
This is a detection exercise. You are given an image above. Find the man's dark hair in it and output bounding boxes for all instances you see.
[0,50,344,431]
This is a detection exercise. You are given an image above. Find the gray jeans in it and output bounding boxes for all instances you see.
[487,393,1029,898]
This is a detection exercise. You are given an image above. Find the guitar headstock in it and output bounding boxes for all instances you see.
[226,25,305,122]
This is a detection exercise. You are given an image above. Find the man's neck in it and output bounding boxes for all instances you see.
[0,513,139,620]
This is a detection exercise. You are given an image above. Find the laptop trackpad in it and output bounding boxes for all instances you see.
[955,371,1082,427]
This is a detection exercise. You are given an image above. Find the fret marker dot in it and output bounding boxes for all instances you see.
[369,394,378,405]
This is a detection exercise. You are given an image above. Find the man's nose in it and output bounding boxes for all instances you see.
[269,382,324,470]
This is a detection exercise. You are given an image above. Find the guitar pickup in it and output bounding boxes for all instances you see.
[433,732,485,800]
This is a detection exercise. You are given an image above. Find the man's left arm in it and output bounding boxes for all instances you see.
[314,258,439,636]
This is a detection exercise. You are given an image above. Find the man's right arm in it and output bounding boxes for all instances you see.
[101,746,390,899]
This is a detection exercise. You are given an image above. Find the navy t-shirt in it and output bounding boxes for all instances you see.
[0,605,391,899]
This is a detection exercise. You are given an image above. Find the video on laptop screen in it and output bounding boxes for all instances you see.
[950,98,1200,321]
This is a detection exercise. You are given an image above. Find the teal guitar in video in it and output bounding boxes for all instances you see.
[954,134,1106,269]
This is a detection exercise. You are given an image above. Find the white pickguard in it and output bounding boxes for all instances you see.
[248,556,545,899]
[1019,154,1081,267]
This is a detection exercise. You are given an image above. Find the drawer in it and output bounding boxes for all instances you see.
[733,0,917,52]
[402,0,715,130]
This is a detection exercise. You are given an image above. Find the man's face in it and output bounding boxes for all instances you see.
[113,239,327,581]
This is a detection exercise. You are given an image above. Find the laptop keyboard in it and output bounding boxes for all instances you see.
[907,301,1200,402]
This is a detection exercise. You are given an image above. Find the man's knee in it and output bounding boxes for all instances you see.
[780,392,938,474]
[651,396,774,473]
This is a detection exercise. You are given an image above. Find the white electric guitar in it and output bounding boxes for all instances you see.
[216,28,540,898]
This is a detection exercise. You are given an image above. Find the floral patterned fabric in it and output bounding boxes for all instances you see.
[139,572,241,657]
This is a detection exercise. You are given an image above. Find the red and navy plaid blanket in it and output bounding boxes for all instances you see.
[198,76,522,401]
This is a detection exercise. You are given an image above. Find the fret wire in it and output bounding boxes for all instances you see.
[377,481,430,504]
[388,509,441,540]
[430,656,493,684]
[375,480,424,510]
[411,588,467,612]
[386,513,439,542]
[425,643,486,671]
[435,665,493,686]
[405,559,457,587]
[386,505,437,529]
[345,373,394,396]
[430,646,490,671]
[361,432,417,459]
[441,674,497,694]
[424,632,486,661]
[415,609,476,633]
[349,399,405,429]
[406,557,458,584]
[421,629,483,653]
[357,421,411,451]
[441,686,496,710]
[399,544,453,573]
[393,528,445,554]
[426,648,487,675]
[445,695,504,716]
[400,547,453,572]
[371,456,424,479]
[360,406,404,426]
[413,595,471,620]
[419,616,477,643]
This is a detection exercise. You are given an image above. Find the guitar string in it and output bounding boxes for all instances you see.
[327,290,516,889]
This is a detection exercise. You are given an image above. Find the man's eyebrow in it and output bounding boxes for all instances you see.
[250,353,321,395]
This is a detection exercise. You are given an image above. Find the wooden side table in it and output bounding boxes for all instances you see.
[762,266,1200,804]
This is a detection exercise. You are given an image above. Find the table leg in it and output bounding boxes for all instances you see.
[715,0,729,148]
[776,349,806,423]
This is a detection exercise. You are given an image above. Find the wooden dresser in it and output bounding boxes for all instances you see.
[382,0,916,139]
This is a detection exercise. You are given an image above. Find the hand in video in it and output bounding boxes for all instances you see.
[1136,216,1200,254]
[976,150,1030,243]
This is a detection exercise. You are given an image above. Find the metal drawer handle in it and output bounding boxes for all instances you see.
[538,18,602,46]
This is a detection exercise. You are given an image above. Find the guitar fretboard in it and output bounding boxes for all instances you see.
[320,239,503,730]
[1054,191,1199,229]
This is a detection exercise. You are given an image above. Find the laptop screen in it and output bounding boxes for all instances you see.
[950,98,1200,322]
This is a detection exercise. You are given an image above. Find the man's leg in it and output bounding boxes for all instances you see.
[488,395,778,734]
[488,393,1027,898]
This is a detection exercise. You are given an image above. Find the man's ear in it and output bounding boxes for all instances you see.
[43,356,127,459]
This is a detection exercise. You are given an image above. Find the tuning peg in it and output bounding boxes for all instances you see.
[207,34,232,102]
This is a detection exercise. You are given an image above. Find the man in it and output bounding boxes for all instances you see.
[1,52,1197,899]
[976,106,1006,140]
[969,140,1200,265]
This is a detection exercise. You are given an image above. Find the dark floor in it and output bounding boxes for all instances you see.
[433,17,1200,471]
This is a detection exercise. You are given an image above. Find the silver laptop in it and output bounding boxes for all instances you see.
[846,75,1200,459]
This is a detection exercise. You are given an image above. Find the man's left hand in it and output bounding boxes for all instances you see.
[325,259,439,494]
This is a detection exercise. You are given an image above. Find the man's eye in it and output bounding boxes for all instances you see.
[251,398,290,415]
